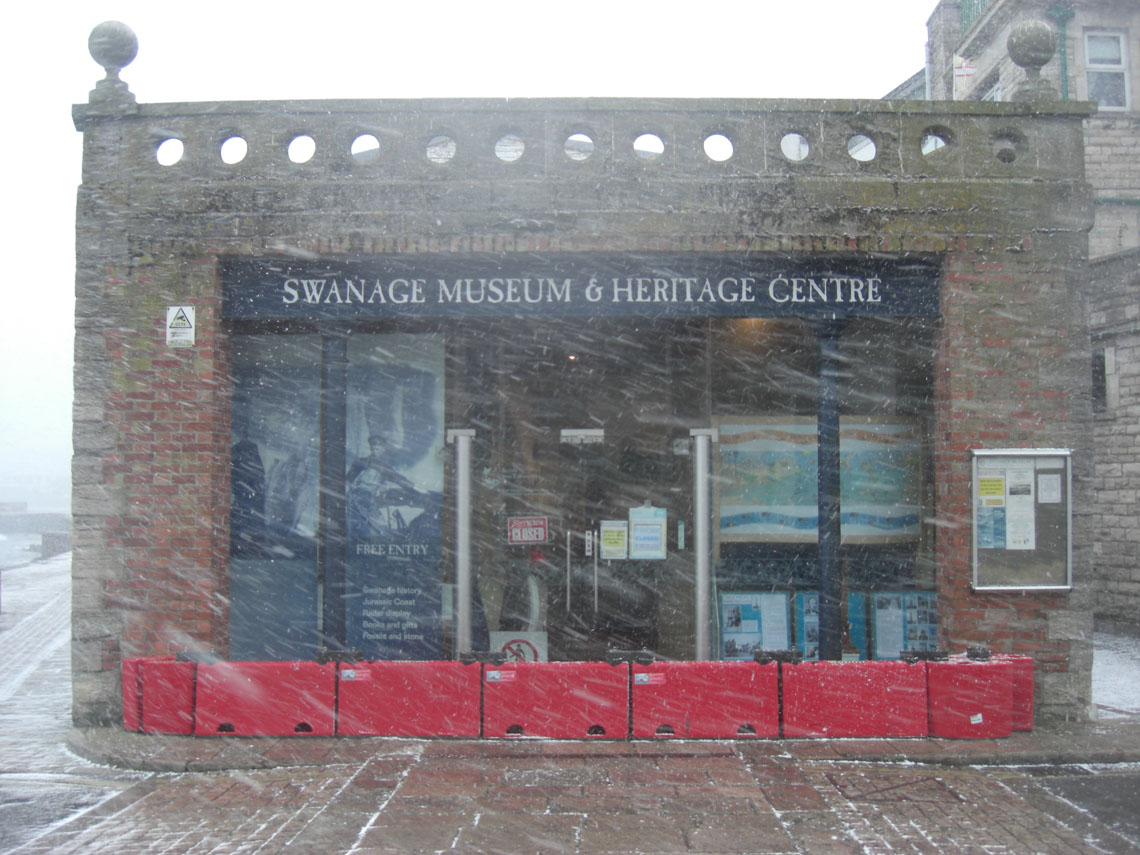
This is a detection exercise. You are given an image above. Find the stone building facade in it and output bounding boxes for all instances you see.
[73,22,1097,727]
[927,0,1140,635]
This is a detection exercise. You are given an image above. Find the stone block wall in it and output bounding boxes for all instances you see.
[1090,248,1140,635]
[73,89,1096,725]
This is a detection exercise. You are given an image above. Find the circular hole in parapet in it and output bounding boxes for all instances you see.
[220,136,247,165]
[992,130,1023,164]
[426,134,457,164]
[564,132,595,161]
[156,138,184,166]
[633,133,665,161]
[495,133,526,163]
[847,134,876,162]
[703,133,734,162]
[780,132,810,162]
[288,134,316,164]
[351,133,380,164]
[920,126,953,156]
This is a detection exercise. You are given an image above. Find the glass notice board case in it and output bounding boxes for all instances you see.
[971,449,1072,591]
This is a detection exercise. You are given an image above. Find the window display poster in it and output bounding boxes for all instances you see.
[629,505,667,560]
[794,592,821,660]
[796,592,869,661]
[720,592,790,660]
[873,591,938,659]
[230,335,322,660]
[717,421,818,542]
[600,520,629,560]
[848,592,869,660]
[344,334,446,660]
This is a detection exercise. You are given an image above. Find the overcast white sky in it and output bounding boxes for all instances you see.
[1,1,936,513]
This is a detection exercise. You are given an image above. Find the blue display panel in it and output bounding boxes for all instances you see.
[344,333,446,660]
[229,335,322,660]
[794,591,869,661]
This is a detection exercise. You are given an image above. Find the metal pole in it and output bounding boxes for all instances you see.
[447,429,475,657]
[318,332,348,653]
[817,322,843,661]
[691,428,718,661]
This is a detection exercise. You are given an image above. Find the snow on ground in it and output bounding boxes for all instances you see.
[0,554,142,855]
[1092,631,1140,719]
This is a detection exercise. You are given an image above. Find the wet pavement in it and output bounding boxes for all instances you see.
[28,733,1140,854]
[4,555,1140,854]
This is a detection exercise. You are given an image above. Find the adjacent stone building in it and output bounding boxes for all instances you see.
[926,0,1140,635]
[73,21,1098,728]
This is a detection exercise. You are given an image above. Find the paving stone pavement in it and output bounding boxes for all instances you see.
[12,739,1138,855]
[7,558,1140,854]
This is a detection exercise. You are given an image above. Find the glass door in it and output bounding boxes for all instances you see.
[456,319,704,661]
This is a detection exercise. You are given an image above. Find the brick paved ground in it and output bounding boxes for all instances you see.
[15,740,1136,855]
[7,563,1140,855]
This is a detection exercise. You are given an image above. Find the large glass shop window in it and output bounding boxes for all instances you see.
[711,317,937,661]
[229,315,936,662]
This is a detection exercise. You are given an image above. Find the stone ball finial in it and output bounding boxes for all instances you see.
[86,22,137,108]
[1008,20,1057,71]
[1007,19,1058,101]
[89,21,138,77]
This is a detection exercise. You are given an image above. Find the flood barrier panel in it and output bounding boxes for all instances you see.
[138,658,196,735]
[482,661,630,739]
[631,660,779,738]
[337,660,482,737]
[193,660,337,736]
[927,658,1014,739]
[782,660,929,738]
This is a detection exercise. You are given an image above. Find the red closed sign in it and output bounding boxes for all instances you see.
[507,516,548,544]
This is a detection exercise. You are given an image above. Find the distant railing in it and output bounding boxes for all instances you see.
[960,0,994,33]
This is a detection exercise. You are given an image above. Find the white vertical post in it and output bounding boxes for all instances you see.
[691,428,718,661]
[447,429,476,657]
[593,530,599,613]
[566,529,572,612]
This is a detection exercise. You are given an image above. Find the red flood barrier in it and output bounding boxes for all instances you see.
[194,660,336,736]
[337,660,482,737]
[631,660,778,738]
[136,658,196,735]
[782,660,929,738]
[927,657,1014,739]
[994,654,1035,731]
[121,656,145,732]
[482,661,629,739]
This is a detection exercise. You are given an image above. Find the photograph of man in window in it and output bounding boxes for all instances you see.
[346,364,441,540]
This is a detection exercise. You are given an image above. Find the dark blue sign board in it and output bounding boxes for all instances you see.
[222,254,940,321]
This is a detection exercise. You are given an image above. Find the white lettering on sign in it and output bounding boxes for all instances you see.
[278,273,886,309]
[507,516,548,545]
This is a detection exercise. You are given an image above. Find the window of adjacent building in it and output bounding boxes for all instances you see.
[975,71,1002,102]
[1092,347,1107,413]
[1085,31,1129,110]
